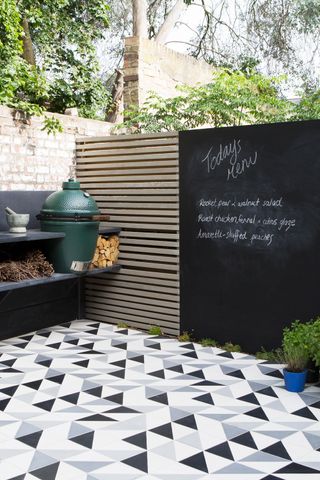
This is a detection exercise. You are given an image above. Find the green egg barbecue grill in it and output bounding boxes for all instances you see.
[38,179,109,273]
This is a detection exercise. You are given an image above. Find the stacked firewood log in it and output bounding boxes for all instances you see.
[91,235,120,269]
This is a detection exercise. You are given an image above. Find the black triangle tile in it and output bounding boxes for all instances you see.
[37,359,52,368]
[183,351,198,359]
[24,380,42,391]
[232,432,257,449]
[258,386,278,398]
[292,406,318,421]
[246,407,269,421]
[226,369,245,379]
[60,392,80,405]
[17,431,42,448]
[8,475,25,480]
[80,414,116,422]
[238,393,260,405]
[81,342,94,350]
[65,339,79,345]
[2,368,22,373]
[310,400,320,408]
[275,462,320,474]
[117,329,128,334]
[13,342,29,349]
[129,355,144,364]
[150,393,168,405]
[147,342,161,350]
[150,423,173,439]
[218,351,234,358]
[189,369,205,379]
[167,364,183,373]
[47,343,61,349]
[194,393,214,405]
[265,369,283,379]
[47,374,65,384]
[1,385,18,396]
[105,393,123,404]
[149,370,165,379]
[207,441,234,460]
[110,359,126,368]
[85,386,103,398]
[175,414,197,430]
[37,331,51,338]
[74,359,89,368]
[31,462,59,480]
[124,432,147,449]
[109,369,125,379]
[262,476,285,480]
[81,349,103,355]
[195,380,222,386]
[181,452,208,473]
[122,452,148,473]
[70,431,94,449]
[113,343,127,350]
[262,441,291,460]
[108,406,140,414]
[34,399,55,412]
[1,359,16,367]
[21,334,33,341]
[0,398,10,411]
[179,343,195,350]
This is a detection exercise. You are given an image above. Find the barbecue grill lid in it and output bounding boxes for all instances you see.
[40,179,100,218]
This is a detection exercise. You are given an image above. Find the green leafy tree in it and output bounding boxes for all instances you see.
[0,0,111,121]
[121,68,294,133]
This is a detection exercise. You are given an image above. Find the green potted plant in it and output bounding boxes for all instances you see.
[308,317,320,375]
[282,320,310,392]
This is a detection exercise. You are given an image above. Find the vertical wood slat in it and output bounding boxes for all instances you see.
[76,132,180,335]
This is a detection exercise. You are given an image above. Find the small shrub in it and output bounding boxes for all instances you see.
[200,338,218,347]
[178,331,192,342]
[307,317,320,367]
[117,321,128,329]
[222,342,242,353]
[256,347,285,362]
[149,326,163,336]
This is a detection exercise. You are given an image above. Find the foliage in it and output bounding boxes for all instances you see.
[255,347,285,362]
[148,326,163,336]
[222,342,242,353]
[117,322,129,329]
[42,116,64,135]
[292,88,320,121]
[200,338,218,347]
[178,331,193,342]
[282,320,310,372]
[121,68,294,133]
[0,0,111,125]
[307,317,320,367]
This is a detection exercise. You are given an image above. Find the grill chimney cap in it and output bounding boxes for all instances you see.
[62,178,81,190]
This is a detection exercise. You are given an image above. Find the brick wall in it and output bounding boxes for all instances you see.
[123,36,213,109]
[0,106,112,191]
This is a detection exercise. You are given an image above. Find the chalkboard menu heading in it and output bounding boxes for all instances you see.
[180,120,320,352]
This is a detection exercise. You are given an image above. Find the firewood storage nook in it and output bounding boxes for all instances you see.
[0,191,120,340]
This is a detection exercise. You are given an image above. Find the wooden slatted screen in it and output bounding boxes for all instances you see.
[76,132,180,335]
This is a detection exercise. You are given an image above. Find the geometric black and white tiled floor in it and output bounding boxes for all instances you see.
[0,320,319,480]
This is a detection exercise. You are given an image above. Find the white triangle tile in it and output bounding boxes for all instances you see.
[204,451,234,472]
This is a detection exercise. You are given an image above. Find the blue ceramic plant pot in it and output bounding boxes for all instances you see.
[283,368,307,392]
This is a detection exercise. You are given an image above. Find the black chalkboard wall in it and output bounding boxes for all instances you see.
[179,120,320,352]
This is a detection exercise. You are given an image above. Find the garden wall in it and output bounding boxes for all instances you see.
[0,106,112,191]
[123,36,213,110]
[76,132,180,335]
